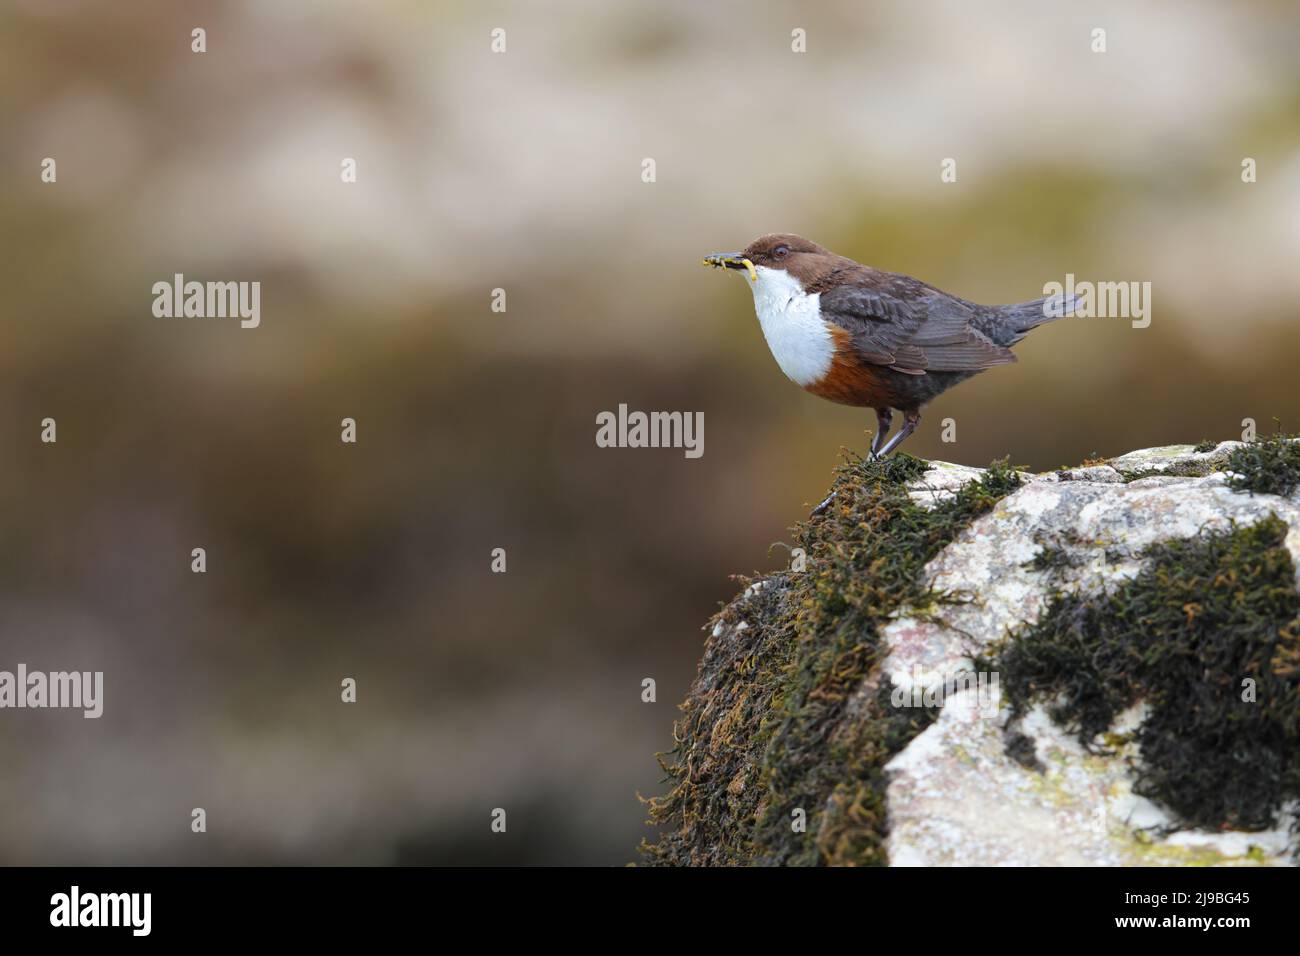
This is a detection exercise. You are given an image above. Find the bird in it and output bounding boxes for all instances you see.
[703,233,1073,514]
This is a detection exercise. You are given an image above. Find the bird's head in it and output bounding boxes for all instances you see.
[701,234,832,286]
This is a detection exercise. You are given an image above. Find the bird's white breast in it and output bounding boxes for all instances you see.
[744,266,834,386]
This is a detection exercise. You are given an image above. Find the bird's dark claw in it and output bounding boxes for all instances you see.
[810,491,837,516]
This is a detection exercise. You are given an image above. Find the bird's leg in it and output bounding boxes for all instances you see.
[875,410,920,457]
[869,408,894,459]
[814,408,897,516]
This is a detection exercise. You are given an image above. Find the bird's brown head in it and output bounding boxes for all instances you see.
[702,233,837,286]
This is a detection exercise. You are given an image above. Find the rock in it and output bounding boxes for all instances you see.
[644,438,1300,867]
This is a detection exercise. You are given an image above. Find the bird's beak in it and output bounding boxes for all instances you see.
[701,252,758,282]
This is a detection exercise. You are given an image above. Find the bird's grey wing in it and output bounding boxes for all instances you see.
[819,282,1016,373]
[908,293,1018,369]
[817,285,925,367]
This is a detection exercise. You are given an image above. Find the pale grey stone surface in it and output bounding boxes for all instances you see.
[883,444,1299,866]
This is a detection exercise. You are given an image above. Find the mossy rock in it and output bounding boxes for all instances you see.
[643,437,1300,866]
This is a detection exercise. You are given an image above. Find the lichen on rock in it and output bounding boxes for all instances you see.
[643,437,1300,866]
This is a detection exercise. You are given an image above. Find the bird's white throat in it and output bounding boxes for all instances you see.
[744,265,834,386]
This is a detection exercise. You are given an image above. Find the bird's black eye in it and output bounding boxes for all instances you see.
[773,245,790,259]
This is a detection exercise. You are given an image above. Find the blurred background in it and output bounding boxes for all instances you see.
[1,0,1298,864]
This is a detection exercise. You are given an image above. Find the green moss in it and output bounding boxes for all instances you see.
[1116,457,1223,482]
[1025,529,1087,577]
[1003,729,1043,771]
[1193,440,1219,454]
[1115,468,1163,482]
[642,454,1022,866]
[996,515,1300,835]
[1226,432,1300,497]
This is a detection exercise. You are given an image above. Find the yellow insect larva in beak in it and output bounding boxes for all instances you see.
[700,253,756,281]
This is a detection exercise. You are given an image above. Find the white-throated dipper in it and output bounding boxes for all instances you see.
[703,233,1071,514]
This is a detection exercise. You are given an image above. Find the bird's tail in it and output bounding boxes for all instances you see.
[993,291,1080,339]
